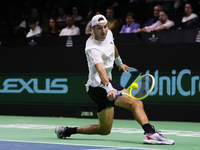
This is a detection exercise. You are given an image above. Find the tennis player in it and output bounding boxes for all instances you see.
[55,14,175,145]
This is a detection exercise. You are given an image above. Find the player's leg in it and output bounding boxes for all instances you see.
[114,92,155,133]
[114,92,149,126]
[114,90,174,145]
[55,107,114,138]
[76,106,114,135]
[74,86,115,135]
[55,85,115,138]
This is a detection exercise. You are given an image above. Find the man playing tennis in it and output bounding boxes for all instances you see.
[55,14,174,145]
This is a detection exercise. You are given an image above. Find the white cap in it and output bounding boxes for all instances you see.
[91,14,107,26]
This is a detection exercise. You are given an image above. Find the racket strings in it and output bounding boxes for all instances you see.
[134,77,153,98]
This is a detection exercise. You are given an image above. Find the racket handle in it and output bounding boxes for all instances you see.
[115,92,122,97]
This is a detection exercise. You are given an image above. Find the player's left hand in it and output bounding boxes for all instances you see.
[119,63,132,73]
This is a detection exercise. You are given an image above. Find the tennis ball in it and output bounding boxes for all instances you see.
[131,83,138,90]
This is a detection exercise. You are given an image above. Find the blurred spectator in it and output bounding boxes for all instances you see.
[57,0,75,14]
[135,10,174,33]
[22,1,40,22]
[72,6,82,21]
[106,7,119,34]
[14,10,31,37]
[44,18,60,36]
[59,15,80,36]
[142,5,162,27]
[8,4,22,36]
[119,12,140,33]
[120,0,146,20]
[85,6,95,21]
[174,0,183,13]
[26,18,42,38]
[85,11,101,35]
[56,7,67,30]
[96,0,120,16]
[42,1,54,23]
[57,7,66,22]
[5,4,20,37]
[182,2,197,23]
[177,2,199,30]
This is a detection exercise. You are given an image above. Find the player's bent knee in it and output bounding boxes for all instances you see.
[98,127,111,135]
[99,129,111,135]
[137,100,144,107]
[131,100,144,110]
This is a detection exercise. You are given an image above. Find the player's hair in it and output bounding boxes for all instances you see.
[98,17,104,22]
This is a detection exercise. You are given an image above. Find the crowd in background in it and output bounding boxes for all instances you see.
[0,0,200,38]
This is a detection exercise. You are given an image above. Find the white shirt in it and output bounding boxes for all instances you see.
[182,13,198,22]
[59,25,80,36]
[145,19,174,32]
[57,15,67,22]
[73,15,82,21]
[26,26,42,38]
[19,20,26,28]
[85,30,115,91]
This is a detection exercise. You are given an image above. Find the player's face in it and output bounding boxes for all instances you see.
[93,23,108,41]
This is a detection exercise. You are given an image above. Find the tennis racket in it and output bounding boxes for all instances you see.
[115,74,155,100]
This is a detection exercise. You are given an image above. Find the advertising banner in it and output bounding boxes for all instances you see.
[1,31,200,106]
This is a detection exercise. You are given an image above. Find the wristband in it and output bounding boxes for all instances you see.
[115,56,122,66]
[104,83,115,93]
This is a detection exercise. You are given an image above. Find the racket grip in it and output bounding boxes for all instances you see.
[115,92,122,97]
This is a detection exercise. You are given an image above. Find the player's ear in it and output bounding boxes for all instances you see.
[91,26,94,30]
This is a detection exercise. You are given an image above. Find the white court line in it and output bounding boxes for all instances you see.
[1,124,199,137]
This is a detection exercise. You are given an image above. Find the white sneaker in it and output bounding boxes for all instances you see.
[143,131,175,145]
[55,125,66,139]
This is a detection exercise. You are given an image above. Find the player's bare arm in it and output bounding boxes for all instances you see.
[114,45,132,73]
[94,62,110,86]
[95,62,116,101]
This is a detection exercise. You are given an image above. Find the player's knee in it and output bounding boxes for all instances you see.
[99,127,111,135]
[137,100,144,107]
[135,100,143,106]
[99,129,111,135]
[131,100,144,109]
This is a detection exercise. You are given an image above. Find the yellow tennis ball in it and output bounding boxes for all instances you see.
[131,83,138,90]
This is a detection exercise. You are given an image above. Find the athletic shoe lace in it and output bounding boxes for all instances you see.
[155,130,166,138]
